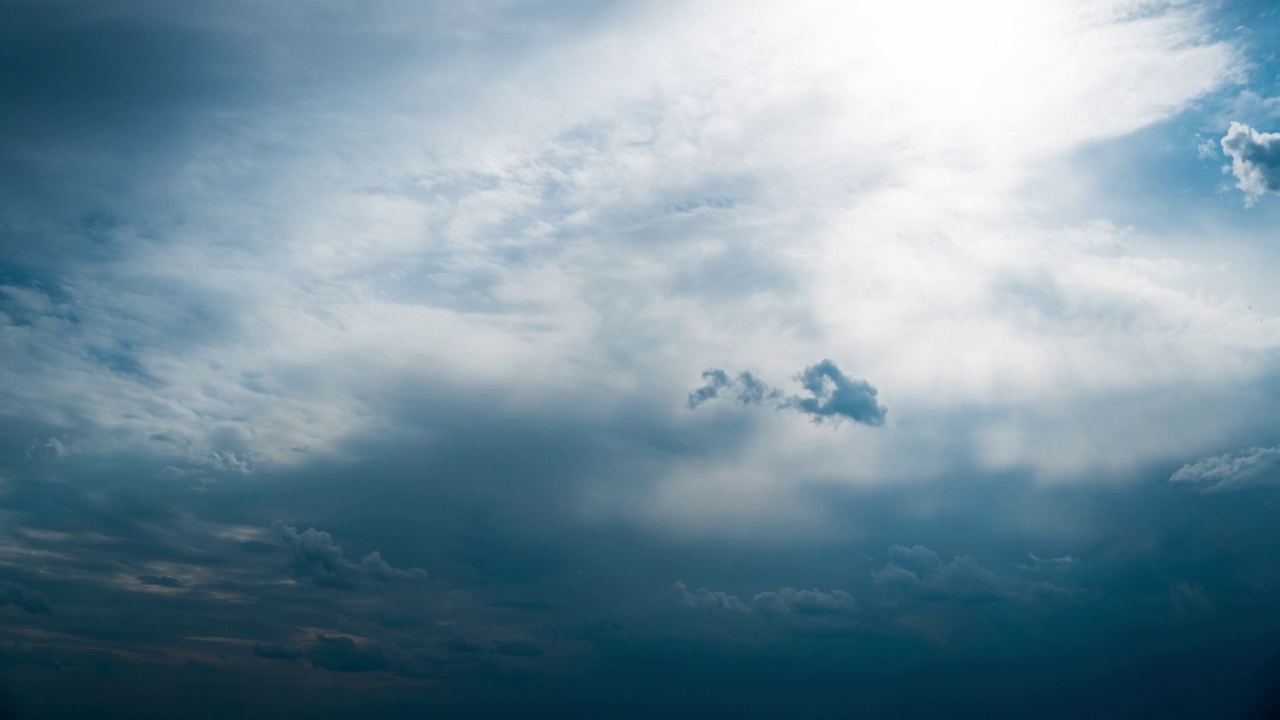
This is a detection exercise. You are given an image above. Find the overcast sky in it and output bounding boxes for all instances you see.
[3,1,1280,717]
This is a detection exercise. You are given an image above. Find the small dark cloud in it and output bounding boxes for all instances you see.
[1170,444,1280,492]
[137,574,183,588]
[253,643,303,661]
[493,640,544,657]
[0,580,52,614]
[443,637,483,653]
[307,634,389,672]
[1221,121,1280,203]
[272,520,427,587]
[688,359,887,426]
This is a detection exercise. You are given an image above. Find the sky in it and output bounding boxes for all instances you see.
[2,0,1280,717]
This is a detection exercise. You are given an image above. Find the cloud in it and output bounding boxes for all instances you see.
[671,581,855,617]
[136,574,183,588]
[273,521,427,587]
[307,634,389,672]
[361,550,429,581]
[1221,122,1280,203]
[252,643,303,661]
[688,360,887,426]
[1169,444,1280,492]
[872,545,1013,602]
[670,580,751,614]
[751,587,855,616]
[0,580,52,614]
[24,437,69,459]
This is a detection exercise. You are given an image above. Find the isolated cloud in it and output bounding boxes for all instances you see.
[751,587,855,616]
[1221,122,1280,203]
[1170,444,1280,492]
[670,580,751,613]
[307,634,389,672]
[273,521,426,586]
[253,643,303,661]
[872,545,1012,602]
[688,360,887,426]
[0,581,51,614]
[672,581,855,617]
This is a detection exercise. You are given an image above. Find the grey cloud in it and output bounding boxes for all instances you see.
[670,580,751,613]
[872,545,1012,602]
[751,587,855,616]
[1169,444,1280,492]
[307,634,389,672]
[672,582,855,617]
[0,580,51,614]
[252,643,303,661]
[24,436,70,459]
[688,359,887,426]
[136,574,183,588]
[273,520,427,587]
[1221,121,1280,203]
[362,550,429,581]
[790,360,887,426]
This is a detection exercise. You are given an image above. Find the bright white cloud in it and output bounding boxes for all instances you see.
[0,0,1271,537]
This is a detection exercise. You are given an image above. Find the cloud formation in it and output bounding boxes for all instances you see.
[273,521,427,587]
[688,360,887,426]
[0,580,51,614]
[1170,444,1280,492]
[671,581,855,617]
[1221,121,1280,203]
[871,545,1013,602]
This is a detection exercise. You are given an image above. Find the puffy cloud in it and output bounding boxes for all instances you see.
[789,360,887,426]
[1221,122,1280,203]
[688,360,887,426]
[361,550,429,581]
[273,521,426,586]
[670,580,751,614]
[751,587,855,616]
[0,580,51,614]
[872,545,1012,602]
[1169,444,1280,492]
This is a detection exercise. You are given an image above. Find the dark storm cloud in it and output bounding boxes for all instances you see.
[0,580,51,614]
[1170,443,1280,491]
[1221,121,1280,202]
[273,520,427,587]
[688,359,887,426]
